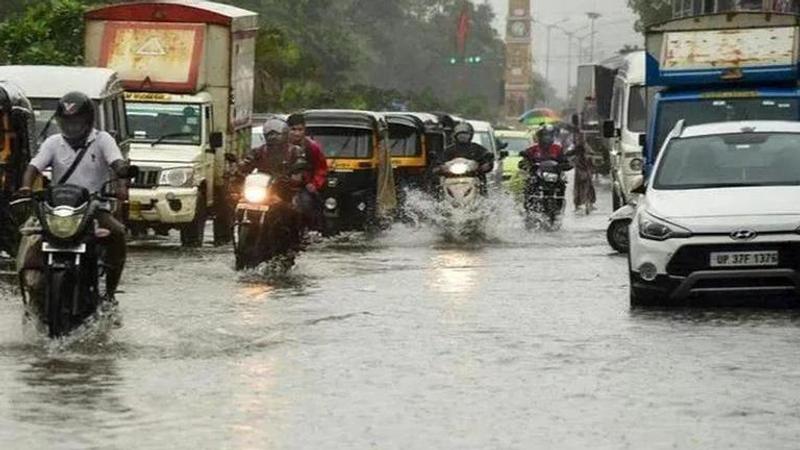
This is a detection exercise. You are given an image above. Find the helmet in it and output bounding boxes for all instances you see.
[56,92,95,149]
[453,122,474,145]
[262,118,290,149]
[536,124,556,147]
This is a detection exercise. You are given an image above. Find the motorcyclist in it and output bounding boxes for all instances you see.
[287,112,328,231]
[236,118,315,229]
[522,124,569,168]
[17,91,129,298]
[440,121,495,180]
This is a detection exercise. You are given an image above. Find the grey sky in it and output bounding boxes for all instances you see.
[487,0,642,98]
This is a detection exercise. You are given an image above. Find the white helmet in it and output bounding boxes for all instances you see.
[262,118,290,148]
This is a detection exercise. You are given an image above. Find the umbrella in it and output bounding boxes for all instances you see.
[518,108,561,127]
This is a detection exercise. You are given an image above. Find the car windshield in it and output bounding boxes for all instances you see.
[127,102,202,145]
[655,98,799,154]
[654,132,800,190]
[500,136,531,153]
[309,127,373,159]
[472,131,495,152]
[388,125,421,157]
[627,86,647,133]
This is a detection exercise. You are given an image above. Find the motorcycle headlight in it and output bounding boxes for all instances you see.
[542,172,559,183]
[638,211,691,241]
[629,158,644,173]
[243,173,272,204]
[325,197,338,210]
[448,162,470,176]
[160,168,195,188]
[46,206,85,239]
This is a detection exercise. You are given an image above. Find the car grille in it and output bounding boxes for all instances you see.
[132,168,161,188]
[667,243,800,277]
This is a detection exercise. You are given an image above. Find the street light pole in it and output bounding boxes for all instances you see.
[587,12,601,62]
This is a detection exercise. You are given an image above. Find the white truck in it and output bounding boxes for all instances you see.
[84,0,258,246]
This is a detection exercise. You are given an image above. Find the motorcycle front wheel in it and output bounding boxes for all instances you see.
[46,269,74,338]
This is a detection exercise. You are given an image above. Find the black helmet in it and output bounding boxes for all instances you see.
[536,124,556,147]
[453,121,474,145]
[56,91,95,149]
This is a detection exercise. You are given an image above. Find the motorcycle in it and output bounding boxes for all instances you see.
[522,159,569,230]
[232,172,303,271]
[11,174,135,338]
[436,158,487,237]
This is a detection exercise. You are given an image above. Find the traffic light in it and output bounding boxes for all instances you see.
[448,56,484,65]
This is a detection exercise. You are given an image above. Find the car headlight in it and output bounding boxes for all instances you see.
[159,168,195,188]
[46,206,85,239]
[629,158,644,173]
[638,211,691,241]
[448,162,470,175]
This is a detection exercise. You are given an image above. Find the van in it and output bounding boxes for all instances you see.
[0,66,130,155]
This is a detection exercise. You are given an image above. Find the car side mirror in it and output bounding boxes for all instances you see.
[638,134,647,147]
[630,175,646,195]
[210,131,224,150]
[602,120,618,139]
[499,150,509,159]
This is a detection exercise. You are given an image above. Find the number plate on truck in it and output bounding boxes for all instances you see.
[710,251,779,268]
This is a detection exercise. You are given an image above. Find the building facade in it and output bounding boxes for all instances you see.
[504,0,532,119]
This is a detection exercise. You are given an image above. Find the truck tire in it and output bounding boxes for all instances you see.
[181,191,207,248]
[213,186,233,246]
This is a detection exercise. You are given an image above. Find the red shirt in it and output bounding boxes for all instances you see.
[525,143,564,162]
[304,137,328,190]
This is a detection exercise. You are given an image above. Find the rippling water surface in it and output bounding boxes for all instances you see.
[2,179,800,449]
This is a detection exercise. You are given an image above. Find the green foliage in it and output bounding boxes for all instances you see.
[627,0,672,31]
[0,0,90,65]
[0,0,507,119]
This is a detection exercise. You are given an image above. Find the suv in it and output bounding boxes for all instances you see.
[629,121,800,306]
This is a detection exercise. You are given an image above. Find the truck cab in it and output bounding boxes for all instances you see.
[602,51,647,210]
[645,12,800,173]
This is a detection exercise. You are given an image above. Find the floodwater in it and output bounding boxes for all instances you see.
[2,180,800,449]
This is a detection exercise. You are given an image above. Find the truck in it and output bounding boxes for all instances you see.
[605,11,800,254]
[84,0,259,247]
[575,61,620,174]
[644,11,800,172]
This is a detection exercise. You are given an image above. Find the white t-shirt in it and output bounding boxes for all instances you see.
[30,129,123,194]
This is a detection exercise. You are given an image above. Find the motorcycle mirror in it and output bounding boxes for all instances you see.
[499,150,509,159]
[630,175,646,195]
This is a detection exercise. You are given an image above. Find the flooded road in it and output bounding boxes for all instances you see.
[2,180,800,449]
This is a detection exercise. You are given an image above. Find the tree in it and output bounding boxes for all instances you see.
[627,0,672,31]
[0,0,93,65]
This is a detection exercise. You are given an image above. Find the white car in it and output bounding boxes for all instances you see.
[468,120,507,188]
[629,121,800,306]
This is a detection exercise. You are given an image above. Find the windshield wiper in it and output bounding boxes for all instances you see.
[151,132,196,147]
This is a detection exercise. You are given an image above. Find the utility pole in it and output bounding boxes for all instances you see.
[560,25,589,101]
[587,12,601,62]
[535,18,568,90]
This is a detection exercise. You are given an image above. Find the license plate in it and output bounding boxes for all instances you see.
[42,242,87,254]
[710,251,779,268]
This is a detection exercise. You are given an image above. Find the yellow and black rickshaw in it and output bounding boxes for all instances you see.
[0,81,35,257]
[304,110,397,234]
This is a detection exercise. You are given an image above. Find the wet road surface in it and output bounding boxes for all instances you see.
[2,180,800,449]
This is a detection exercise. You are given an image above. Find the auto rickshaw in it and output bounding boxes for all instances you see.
[0,81,35,258]
[386,113,427,192]
[304,110,397,234]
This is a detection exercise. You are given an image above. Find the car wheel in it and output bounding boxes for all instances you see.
[181,191,207,248]
[607,219,631,253]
